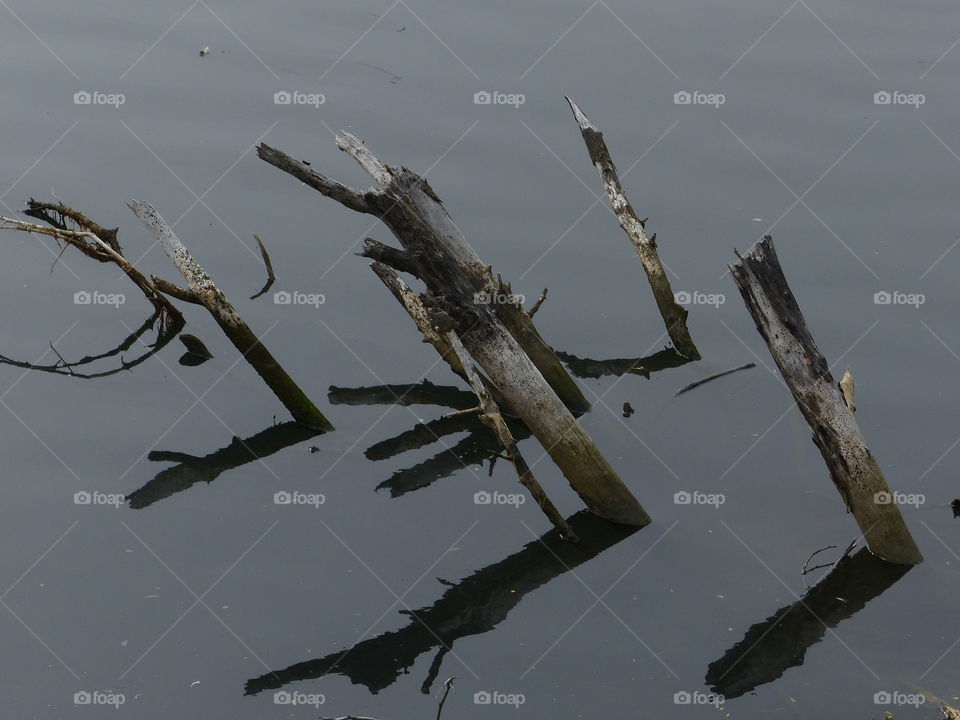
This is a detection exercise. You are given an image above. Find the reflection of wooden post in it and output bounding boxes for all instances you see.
[730,236,921,565]
[259,137,649,526]
[706,547,910,698]
[567,98,700,360]
[130,201,333,432]
[244,511,638,697]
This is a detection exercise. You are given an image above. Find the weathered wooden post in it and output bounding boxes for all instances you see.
[258,136,650,526]
[567,98,700,360]
[730,236,922,565]
[129,200,333,433]
[258,139,590,413]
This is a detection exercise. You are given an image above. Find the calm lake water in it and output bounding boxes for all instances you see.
[1,0,958,717]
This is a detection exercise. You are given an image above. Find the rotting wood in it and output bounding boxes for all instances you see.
[259,135,648,525]
[729,236,922,565]
[369,260,514,413]
[129,200,333,433]
[258,140,590,413]
[446,330,577,540]
[566,97,700,360]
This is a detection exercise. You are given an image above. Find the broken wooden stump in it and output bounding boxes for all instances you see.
[369,259,514,414]
[729,236,922,565]
[129,200,333,433]
[566,97,700,360]
[259,135,649,526]
[445,330,577,540]
[258,139,589,414]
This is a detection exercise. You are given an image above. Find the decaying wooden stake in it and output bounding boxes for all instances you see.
[129,200,333,433]
[730,236,921,565]
[258,135,649,526]
[369,260,514,413]
[445,330,577,540]
[258,139,590,413]
[566,97,700,360]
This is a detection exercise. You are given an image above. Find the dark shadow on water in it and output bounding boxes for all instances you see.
[705,548,911,699]
[126,421,320,509]
[244,511,638,697]
[330,380,520,498]
[0,312,182,379]
[557,347,692,380]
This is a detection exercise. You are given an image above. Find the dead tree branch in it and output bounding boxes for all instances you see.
[259,135,648,525]
[129,200,333,432]
[566,97,700,360]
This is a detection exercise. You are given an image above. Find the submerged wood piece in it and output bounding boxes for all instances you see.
[129,200,333,433]
[446,331,577,540]
[258,140,589,413]
[566,97,700,360]
[729,236,921,565]
[260,137,647,525]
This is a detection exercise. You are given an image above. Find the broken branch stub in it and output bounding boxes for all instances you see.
[566,97,700,360]
[259,136,648,525]
[258,139,590,414]
[129,200,333,433]
[729,236,921,565]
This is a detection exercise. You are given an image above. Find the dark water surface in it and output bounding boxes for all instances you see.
[1,0,958,717]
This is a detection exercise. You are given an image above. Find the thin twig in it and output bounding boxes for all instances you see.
[675,362,756,396]
[527,288,548,318]
[249,232,276,299]
[436,677,455,720]
[801,544,837,576]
